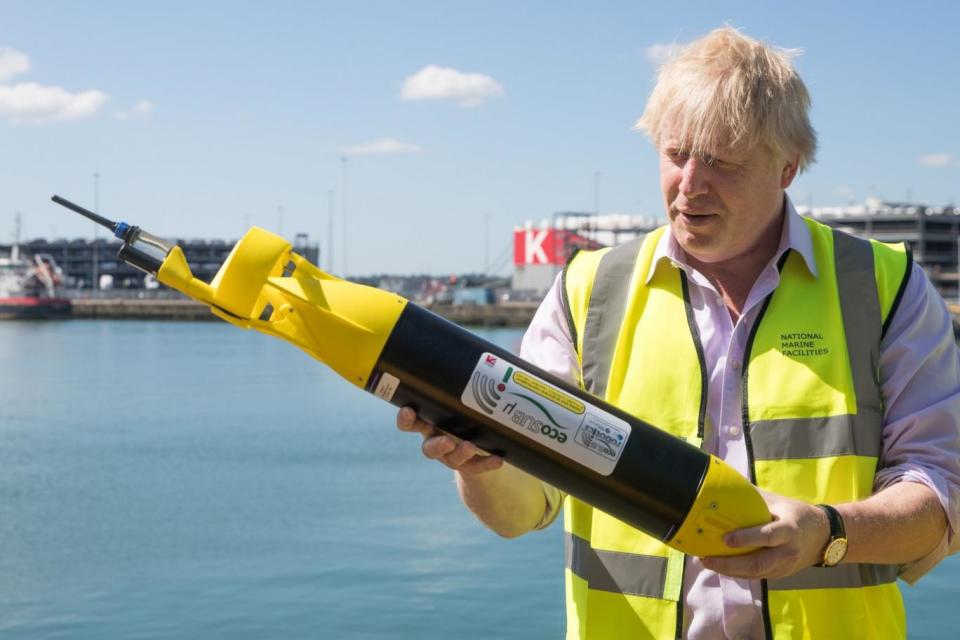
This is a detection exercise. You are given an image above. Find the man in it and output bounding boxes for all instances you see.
[398,27,960,639]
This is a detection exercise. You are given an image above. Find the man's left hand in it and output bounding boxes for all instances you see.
[700,491,831,579]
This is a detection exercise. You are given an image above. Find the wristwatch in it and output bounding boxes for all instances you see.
[815,504,848,567]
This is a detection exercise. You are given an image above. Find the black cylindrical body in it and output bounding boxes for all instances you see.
[367,304,709,542]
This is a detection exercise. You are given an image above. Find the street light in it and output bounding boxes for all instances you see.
[327,189,335,272]
[594,170,600,215]
[93,171,100,292]
[341,155,349,277]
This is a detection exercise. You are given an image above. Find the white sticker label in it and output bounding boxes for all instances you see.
[460,352,630,476]
[373,372,400,402]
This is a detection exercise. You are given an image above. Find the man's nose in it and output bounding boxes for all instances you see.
[679,157,709,198]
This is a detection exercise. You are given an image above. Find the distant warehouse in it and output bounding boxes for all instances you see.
[3,234,319,292]
[802,199,960,301]
[513,200,960,302]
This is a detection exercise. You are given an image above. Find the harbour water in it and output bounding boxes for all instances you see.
[1,321,957,639]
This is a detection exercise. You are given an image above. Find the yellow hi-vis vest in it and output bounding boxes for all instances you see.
[560,217,912,640]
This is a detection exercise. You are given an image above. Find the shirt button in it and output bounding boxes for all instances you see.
[726,425,741,437]
[729,359,742,370]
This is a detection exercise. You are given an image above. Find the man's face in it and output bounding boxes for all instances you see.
[658,133,796,265]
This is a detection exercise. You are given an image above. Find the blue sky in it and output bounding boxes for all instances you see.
[1,1,957,275]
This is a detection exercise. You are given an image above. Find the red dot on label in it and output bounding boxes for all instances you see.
[497,383,506,392]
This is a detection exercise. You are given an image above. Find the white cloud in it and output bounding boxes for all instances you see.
[0,82,109,124]
[401,65,504,107]
[116,99,153,120]
[0,45,108,125]
[919,153,953,168]
[132,99,152,114]
[0,47,30,82]
[340,138,422,157]
[644,42,681,66]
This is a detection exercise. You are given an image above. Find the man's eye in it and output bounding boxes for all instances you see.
[708,156,737,171]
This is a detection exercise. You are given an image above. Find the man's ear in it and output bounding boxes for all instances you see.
[781,158,800,189]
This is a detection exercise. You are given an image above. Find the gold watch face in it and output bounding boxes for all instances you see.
[823,538,848,566]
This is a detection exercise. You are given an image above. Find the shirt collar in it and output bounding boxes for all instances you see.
[645,194,818,284]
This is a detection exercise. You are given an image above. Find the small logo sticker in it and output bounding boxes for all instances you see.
[470,371,502,414]
[576,415,626,461]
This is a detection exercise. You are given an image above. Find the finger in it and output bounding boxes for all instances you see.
[421,434,458,460]
[396,407,433,435]
[443,440,489,468]
[701,546,786,579]
[396,406,416,430]
[725,517,788,549]
[457,453,504,475]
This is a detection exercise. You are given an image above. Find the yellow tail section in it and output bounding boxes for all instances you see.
[156,226,408,387]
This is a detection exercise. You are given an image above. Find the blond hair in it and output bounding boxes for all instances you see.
[636,27,817,172]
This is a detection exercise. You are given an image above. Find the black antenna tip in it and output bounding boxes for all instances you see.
[50,194,119,232]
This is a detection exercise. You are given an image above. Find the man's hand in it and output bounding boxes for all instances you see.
[395,406,552,537]
[700,490,829,579]
[396,406,504,474]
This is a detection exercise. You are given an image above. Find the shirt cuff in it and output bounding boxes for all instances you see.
[533,483,565,530]
[873,469,957,584]
[899,528,949,585]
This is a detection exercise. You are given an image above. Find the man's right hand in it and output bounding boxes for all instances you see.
[395,406,556,538]
[395,406,504,475]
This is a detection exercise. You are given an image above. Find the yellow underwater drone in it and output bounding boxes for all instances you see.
[53,194,770,557]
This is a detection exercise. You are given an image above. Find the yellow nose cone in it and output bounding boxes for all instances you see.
[668,456,772,556]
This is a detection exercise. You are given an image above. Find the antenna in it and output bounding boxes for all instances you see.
[51,195,120,233]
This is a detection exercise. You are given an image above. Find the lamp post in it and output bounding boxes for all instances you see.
[484,212,490,275]
[594,170,600,215]
[92,172,100,292]
[327,189,335,272]
[341,155,349,277]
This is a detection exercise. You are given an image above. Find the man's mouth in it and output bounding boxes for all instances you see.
[678,211,718,227]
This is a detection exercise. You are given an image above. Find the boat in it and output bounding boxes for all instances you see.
[0,234,72,320]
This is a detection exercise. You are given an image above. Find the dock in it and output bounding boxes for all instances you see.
[70,298,214,321]
[57,298,960,336]
[69,297,540,327]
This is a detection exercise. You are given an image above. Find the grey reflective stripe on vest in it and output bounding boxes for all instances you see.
[749,230,884,462]
[769,562,898,591]
[567,534,899,596]
[580,236,645,397]
[565,532,667,598]
[748,412,883,459]
[832,230,884,417]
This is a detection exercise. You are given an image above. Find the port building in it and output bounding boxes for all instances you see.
[802,199,960,301]
[0,234,319,291]
[513,199,960,302]
[512,212,661,293]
